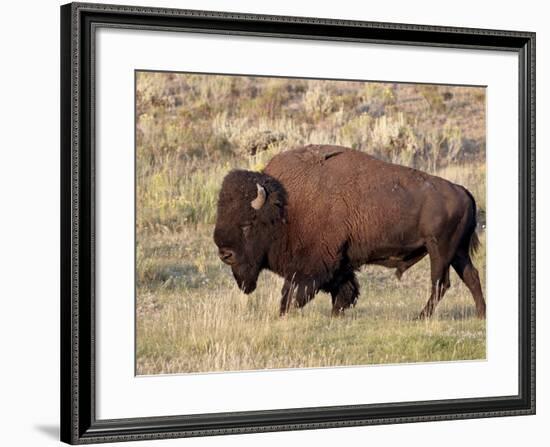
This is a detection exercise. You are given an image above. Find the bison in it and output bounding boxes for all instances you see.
[213,145,486,319]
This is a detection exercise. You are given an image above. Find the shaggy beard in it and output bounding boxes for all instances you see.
[231,264,260,294]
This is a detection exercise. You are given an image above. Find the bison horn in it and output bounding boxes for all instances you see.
[250,183,266,210]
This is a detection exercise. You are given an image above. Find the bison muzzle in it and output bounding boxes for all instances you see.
[213,145,486,319]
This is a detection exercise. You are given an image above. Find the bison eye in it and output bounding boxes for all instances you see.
[241,223,252,236]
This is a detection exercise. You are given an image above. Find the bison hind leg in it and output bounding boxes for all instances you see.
[418,266,451,319]
[451,250,486,319]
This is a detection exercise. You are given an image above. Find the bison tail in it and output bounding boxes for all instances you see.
[460,185,480,258]
[469,230,480,257]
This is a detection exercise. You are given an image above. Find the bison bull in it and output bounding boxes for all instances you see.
[213,145,486,319]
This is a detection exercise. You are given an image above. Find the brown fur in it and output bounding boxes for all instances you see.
[214,145,486,318]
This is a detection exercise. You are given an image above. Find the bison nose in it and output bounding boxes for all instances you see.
[218,248,235,264]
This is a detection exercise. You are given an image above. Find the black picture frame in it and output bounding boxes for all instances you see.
[60,2,536,444]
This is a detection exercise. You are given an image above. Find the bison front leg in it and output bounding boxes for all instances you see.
[279,279,317,316]
[279,280,293,316]
[330,273,360,316]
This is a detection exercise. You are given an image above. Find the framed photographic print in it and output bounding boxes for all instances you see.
[60,2,536,444]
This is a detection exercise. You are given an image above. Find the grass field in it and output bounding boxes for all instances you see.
[135,72,486,375]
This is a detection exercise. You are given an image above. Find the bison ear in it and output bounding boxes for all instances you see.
[250,183,267,210]
[268,190,287,223]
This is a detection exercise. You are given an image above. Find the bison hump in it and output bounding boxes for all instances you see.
[297,145,347,164]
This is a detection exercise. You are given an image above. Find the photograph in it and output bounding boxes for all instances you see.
[58,2,535,444]
[135,71,487,375]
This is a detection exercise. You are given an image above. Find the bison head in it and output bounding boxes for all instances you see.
[213,170,287,294]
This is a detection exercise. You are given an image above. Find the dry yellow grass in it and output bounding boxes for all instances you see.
[136,226,486,375]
